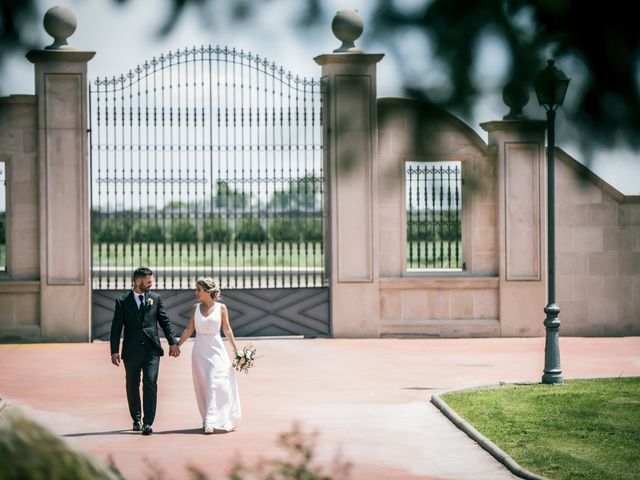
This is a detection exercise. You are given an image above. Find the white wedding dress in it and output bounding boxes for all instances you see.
[192,302,241,431]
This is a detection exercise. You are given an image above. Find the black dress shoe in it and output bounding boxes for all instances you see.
[142,424,153,435]
[133,421,142,431]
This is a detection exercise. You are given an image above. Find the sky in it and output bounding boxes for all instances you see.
[2,0,639,195]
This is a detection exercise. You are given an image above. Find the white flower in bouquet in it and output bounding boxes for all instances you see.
[232,344,257,374]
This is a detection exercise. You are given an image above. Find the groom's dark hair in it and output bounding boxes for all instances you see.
[133,266,153,280]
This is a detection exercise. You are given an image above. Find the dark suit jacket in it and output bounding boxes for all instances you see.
[110,291,178,360]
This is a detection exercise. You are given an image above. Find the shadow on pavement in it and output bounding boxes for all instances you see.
[63,430,135,437]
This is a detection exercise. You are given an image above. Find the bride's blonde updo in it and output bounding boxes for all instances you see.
[196,277,221,300]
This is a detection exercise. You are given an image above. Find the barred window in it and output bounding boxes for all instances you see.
[405,161,463,271]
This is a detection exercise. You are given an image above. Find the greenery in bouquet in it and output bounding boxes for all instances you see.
[233,344,257,373]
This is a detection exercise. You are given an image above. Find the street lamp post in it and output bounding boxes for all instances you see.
[534,59,570,385]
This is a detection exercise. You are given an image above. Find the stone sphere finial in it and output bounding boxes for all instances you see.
[43,6,77,50]
[332,10,364,53]
[502,80,529,120]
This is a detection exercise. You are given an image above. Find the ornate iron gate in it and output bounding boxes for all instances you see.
[89,46,329,339]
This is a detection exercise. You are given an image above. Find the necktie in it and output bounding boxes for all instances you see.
[138,294,144,310]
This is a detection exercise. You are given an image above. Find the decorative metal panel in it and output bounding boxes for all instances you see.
[92,287,330,340]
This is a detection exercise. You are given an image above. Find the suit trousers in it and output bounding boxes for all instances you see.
[123,344,160,426]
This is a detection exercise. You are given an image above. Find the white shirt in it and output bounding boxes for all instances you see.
[133,290,146,309]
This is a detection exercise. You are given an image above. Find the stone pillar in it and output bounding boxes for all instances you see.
[26,7,95,341]
[481,89,547,336]
[315,11,384,337]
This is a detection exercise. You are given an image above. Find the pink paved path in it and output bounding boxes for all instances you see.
[1,337,639,479]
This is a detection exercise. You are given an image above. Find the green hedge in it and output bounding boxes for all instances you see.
[132,220,165,243]
[270,218,300,242]
[203,219,232,242]
[235,219,267,242]
[94,217,132,243]
[407,216,460,242]
[302,217,323,241]
[170,220,197,242]
[91,215,324,244]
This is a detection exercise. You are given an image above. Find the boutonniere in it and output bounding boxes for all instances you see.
[146,297,153,307]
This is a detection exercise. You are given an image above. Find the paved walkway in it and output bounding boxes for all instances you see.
[1,337,639,479]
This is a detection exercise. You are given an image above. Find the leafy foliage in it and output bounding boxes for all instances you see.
[227,423,351,480]
[203,218,232,242]
[0,409,350,480]
[0,407,122,480]
[269,218,301,242]
[94,217,132,243]
[214,180,250,209]
[132,220,165,243]
[407,212,461,242]
[302,217,323,242]
[170,220,197,242]
[268,176,322,212]
[4,0,640,151]
[370,0,640,152]
[235,219,267,242]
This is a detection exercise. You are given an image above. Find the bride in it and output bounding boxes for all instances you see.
[177,277,241,433]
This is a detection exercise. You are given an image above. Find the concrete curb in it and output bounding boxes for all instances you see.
[431,385,548,480]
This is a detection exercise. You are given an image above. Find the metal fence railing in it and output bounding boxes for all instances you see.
[89,46,325,289]
[406,161,463,270]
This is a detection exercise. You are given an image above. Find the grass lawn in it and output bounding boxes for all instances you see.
[441,377,640,480]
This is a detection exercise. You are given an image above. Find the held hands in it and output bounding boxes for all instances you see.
[112,346,179,364]
[111,353,121,366]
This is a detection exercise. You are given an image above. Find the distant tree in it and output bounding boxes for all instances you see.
[235,219,267,242]
[302,216,323,242]
[4,0,640,153]
[163,200,190,211]
[213,180,250,210]
[132,220,165,243]
[170,220,197,242]
[203,218,232,242]
[269,217,301,242]
[268,176,321,212]
[95,217,132,243]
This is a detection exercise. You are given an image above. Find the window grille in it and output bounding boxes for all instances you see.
[405,161,463,271]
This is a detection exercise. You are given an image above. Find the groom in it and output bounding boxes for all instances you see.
[110,266,180,435]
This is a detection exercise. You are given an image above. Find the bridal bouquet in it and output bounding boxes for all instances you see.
[233,344,257,373]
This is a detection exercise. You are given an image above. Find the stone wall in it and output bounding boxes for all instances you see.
[375,98,639,337]
[0,95,41,340]
[0,50,636,341]
[376,98,501,337]
[555,149,640,335]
